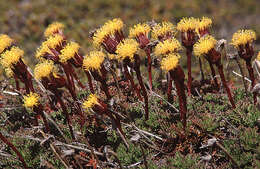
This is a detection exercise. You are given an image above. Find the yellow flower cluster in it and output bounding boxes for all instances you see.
[160,53,180,72]
[45,34,64,49]
[23,92,40,109]
[0,34,13,54]
[35,42,52,59]
[0,47,24,68]
[231,29,256,48]
[193,35,217,56]
[59,42,80,63]
[93,18,124,47]
[115,39,139,61]
[177,17,199,32]
[129,23,150,38]
[197,17,212,32]
[44,22,65,38]
[83,51,105,71]
[34,60,56,80]
[82,94,99,110]
[154,38,182,56]
[152,22,177,39]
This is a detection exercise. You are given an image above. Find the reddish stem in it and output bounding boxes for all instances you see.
[169,66,187,129]
[186,47,192,96]
[85,71,94,93]
[14,74,20,91]
[167,72,173,103]
[34,105,50,132]
[145,48,153,90]
[216,63,236,108]
[123,62,142,101]
[54,91,75,139]
[0,132,28,169]
[208,61,219,90]
[246,60,257,104]
[134,55,149,120]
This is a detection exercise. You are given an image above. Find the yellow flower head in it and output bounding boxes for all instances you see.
[82,94,99,110]
[177,17,199,32]
[83,51,105,71]
[116,39,139,61]
[93,18,124,47]
[23,92,40,109]
[35,42,52,59]
[231,29,256,48]
[59,42,80,63]
[44,22,65,38]
[197,17,212,31]
[45,34,64,50]
[129,23,150,38]
[34,60,57,80]
[154,38,182,56]
[257,51,260,61]
[5,68,14,78]
[194,35,217,57]
[0,47,24,68]
[0,34,13,54]
[152,22,177,39]
[160,53,180,72]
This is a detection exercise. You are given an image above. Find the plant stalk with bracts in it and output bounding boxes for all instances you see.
[231,29,257,104]
[194,35,236,108]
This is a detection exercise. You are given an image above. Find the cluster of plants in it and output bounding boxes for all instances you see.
[0,17,259,168]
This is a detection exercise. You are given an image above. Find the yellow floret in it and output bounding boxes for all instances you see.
[34,60,56,80]
[152,22,177,39]
[197,17,212,31]
[177,17,199,32]
[0,34,13,54]
[5,68,14,78]
[23,92,40,109]
[257,51,260,61]
[44,22,65,38]
[45,34,64,49]
[116,39,139,61]
[0,47,24,68]
[160,53,180,71]
[35,42,52,59]
[108,54,119,60]
[83,51,105,71]
[93,18,124,47]
[231,29,256,48]
[193,35,217,57]
[154,38,182,56]
[59,42,80,63]
[129,23,150,38]
[82,94,100,110]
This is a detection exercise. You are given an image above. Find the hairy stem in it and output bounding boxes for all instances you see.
[167,72,173,103]
[145,48,153,90]
[85,70,94,93]
[186,47,192,96]
[235,57,248,95]
[246,60,257,104]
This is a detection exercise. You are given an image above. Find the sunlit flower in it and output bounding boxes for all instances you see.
[23,92,40,109]
[160,53,180,71]
[177,17,199,32]
[197,17,212,32]
[231,29,256,48]
[0,34,13,54]
[45,34,64,50]
[35,42,52,59]
[83,51,105,71]
[115,39,139,61]
[82,94,100,110]
[193,35,217,56]
[154,38,182,56]
[44,22,65,38]
[152,22,177,39]
[0,47,24,68]
[59,42,80,63]
[34,60,57,80]
[257,51,260,61]
[129,23,150,38]
[93,18,124,47]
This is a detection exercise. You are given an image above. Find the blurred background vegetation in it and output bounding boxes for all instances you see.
[0,0,259,79]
